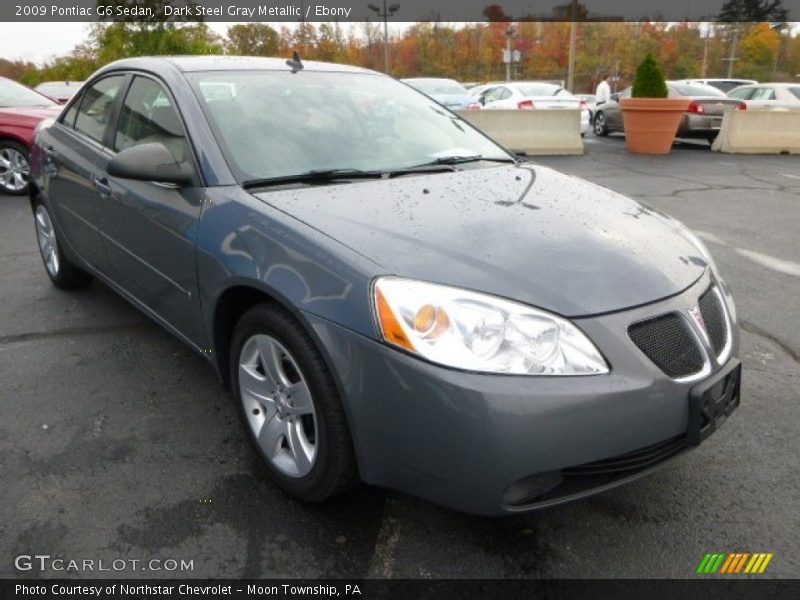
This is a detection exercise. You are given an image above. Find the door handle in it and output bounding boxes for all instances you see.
[92,176,111,195]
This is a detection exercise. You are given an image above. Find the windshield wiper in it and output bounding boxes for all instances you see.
[413,155,519,167]
[242,169,384,189]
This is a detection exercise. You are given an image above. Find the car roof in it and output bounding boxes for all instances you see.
[97,55,378,76]
[739,82,798,88]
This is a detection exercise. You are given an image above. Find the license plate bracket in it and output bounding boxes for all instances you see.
[688,359,741,446]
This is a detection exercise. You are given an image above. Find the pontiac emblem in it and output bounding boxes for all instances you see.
[689,306,707,333]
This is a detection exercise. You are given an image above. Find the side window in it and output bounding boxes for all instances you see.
[74,76,125,144]
[497,87,512,100]
[113,76,188,162]
[484,87,502,103]
[61,98,80,128]
[728,88,753,100]
[751,88,776,100]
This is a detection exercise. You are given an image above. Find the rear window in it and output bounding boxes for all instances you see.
[405,79,466,96]
[514,84,561,97]
[670,83,726,98]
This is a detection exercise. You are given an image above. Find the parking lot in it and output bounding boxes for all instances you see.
[1,134,798,579]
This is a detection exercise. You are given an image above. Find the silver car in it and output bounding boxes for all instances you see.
[594,82,745,144]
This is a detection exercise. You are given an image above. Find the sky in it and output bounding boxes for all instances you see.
[0,22,232,64]
[0,22,410,65]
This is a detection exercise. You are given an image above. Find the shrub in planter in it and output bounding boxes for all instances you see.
[621,53,689,154]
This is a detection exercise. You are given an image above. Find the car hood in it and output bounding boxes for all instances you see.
[255,164,707,317]
[0,105,62,122]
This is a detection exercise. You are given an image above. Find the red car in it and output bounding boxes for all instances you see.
[0,76,63,195]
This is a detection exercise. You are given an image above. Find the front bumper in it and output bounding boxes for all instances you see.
[305,270,739,515]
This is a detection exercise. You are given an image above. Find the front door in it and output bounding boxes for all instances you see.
[94,75,205,346]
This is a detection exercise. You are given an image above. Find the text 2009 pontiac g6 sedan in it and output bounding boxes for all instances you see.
[29,57,740,515]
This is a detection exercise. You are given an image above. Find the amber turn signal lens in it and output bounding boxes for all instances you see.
[376,288,415,351]
[413,304,450,338]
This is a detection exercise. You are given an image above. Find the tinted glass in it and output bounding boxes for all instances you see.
[789,87,800,100]
[0,77,56,108]
[189,70,510,181]
[114,76,188,162]
[74,76,124,144]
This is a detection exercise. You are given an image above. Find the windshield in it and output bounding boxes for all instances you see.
[0,77,57,108]
[404,79,467,96]
[670,83,726,98]
[514,84,561,97]
[189,70,511,182]
[35,83,79,98]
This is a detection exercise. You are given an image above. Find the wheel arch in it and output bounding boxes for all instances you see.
[211,281,364,474]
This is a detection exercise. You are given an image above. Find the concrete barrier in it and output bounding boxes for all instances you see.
[712,109,800,154]
[456,109,584,155]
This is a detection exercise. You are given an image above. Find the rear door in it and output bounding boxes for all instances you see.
[45,75,126,273]
[93,74,206,346]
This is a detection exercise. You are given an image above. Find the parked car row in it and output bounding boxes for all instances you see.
[404,78,591,136]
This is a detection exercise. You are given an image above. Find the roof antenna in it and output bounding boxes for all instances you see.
[286,51,304,74]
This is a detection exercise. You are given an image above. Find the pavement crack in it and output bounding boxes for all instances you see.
[0,322,149,346]
[741,320,800,365]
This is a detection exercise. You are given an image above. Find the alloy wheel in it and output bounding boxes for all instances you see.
[0,147,29,193]
[238,334,317,478]
[35,204,60,276]
[594,113,607,136]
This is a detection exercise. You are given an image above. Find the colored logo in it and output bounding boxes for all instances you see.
[697,552,773,574]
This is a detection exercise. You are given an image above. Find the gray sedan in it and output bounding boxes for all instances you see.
[594,82,745,144]
[29,57,740,515]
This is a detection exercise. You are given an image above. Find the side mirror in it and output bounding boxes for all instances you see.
[107,142,194,186]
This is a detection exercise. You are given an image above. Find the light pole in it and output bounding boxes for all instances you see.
[368,1,400,74]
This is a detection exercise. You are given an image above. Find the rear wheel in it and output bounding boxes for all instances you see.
[0,141,30,196]
[34,200,92,289]
[594,112,609,136]
[230,303,358,501]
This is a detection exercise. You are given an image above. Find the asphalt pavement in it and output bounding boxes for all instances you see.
[1,135,798,579]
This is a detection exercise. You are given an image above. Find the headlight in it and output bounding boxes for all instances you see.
[373,277,609,376]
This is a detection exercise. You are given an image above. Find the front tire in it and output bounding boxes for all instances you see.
[594,112,609,136]
[0,140,31,196]
[230,303,357,501]
[34,200,92,289]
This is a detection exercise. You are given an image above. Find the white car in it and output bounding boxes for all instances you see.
[479,81,591,135]
[726,83,800,110]
[673,78,758,93]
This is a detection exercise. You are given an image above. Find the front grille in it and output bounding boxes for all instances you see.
[698,286,728,356]
[629,313,704,378]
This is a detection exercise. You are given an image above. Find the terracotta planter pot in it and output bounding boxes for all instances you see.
[620,98,691,155]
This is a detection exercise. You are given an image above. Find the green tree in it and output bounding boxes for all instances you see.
[632,53,668,98]
[225,23,281,57]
